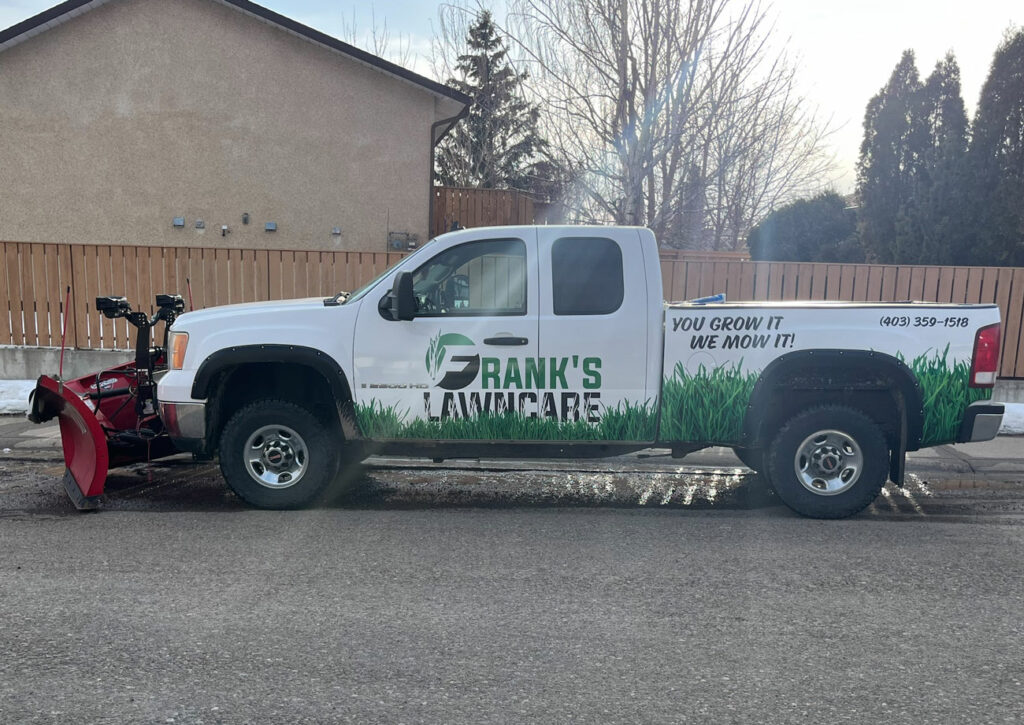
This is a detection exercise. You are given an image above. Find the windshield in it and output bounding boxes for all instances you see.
[342,241,436,305]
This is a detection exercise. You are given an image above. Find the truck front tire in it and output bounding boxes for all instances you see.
[219,399,340,509]
[766,405,888,519]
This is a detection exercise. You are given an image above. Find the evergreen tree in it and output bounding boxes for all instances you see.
[747,192,862,263]
[967,28,1024,267]
[856,51,928,263]
[435,11,546,190]
[520,157,576,222]
[900,54,970,265]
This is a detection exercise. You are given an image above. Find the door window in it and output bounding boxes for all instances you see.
[411,238,527,316]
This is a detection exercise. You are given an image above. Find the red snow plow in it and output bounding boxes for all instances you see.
[27,294,186,509]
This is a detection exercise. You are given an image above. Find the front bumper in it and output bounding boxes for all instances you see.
[956,401,1004,443]
[160,400,207,453]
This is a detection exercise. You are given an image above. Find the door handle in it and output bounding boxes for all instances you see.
[484,336,529,346]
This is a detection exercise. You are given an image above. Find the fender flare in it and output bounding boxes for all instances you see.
[190,344,353,403]
[742,349,924,450]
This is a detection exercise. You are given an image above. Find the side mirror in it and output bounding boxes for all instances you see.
[390,272,415,321]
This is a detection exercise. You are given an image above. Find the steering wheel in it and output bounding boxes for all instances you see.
[416,292,438,313]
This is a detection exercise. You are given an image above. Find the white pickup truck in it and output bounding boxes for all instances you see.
[156,226,1004,518]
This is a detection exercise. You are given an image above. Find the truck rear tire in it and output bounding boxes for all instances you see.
[765,405,887,519]
[219,399,340,509]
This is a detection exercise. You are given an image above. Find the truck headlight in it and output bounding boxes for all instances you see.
[169,332,189,370]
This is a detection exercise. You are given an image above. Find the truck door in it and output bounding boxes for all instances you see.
[352,231,539,439]
[536,228,655,442]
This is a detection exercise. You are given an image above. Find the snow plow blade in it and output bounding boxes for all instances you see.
[28,375,108,510]
[25,292,185,510]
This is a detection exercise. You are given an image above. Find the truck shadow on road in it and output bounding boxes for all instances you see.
[5,456,1018,523]
[83,457,785,514]
[339,463,778,511]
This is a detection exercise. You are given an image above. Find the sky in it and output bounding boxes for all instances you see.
[1,0,1020,192]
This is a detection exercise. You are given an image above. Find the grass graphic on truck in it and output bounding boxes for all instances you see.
[659,361,758,443]
[656,346,993,447]
[912,345,992,446]
[358,346,991,445]
[354,399,656,440]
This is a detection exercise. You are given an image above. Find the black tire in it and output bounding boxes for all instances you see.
[765,405,888,519]
[219,399,340,509]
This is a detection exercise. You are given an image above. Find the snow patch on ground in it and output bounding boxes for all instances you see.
[0,380,36,414]
[0,378,1022,434]
[1001,403,1024,435]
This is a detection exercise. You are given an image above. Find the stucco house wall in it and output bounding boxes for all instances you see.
[0,0,467,251]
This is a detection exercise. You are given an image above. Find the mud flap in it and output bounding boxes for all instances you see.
[889,400,908,487]
[29,376,109,509]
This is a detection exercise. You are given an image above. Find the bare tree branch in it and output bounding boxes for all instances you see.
[501,0,836,249]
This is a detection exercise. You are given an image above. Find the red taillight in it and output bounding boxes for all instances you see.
[970,323,1001,388]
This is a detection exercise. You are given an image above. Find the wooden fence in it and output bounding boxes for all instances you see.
[431,187,536,238]
[2,241,1023,378]
[0,242,404,352]
[660,258,1024,379]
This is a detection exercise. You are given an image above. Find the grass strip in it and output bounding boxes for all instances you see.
[354,398,656,441]
[356,347,986,447]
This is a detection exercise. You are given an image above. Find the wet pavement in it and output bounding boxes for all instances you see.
[3,451,1024,723]
[3,417,1024,723]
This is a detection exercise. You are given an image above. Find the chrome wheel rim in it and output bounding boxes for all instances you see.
[793,429,863,496]
[244,424,308,489]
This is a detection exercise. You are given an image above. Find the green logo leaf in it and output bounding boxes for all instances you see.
[425,331,474,378]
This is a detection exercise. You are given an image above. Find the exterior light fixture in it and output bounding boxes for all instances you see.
[265,222,277,232]
[172,217,185,228]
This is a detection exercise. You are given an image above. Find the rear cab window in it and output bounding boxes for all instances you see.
[551,236,624,315]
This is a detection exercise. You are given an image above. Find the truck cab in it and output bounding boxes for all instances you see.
[351,226,664,444]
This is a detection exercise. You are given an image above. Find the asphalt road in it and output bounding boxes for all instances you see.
[1,457,1023,724]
